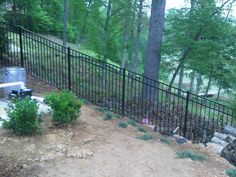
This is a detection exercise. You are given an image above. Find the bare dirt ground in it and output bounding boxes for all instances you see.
[0,75,234,177]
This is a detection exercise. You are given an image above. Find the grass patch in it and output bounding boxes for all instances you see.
[225,169,236,177]
[103,112,113,121]
[95,107,107,113]
[127,119,138,127]
[160,136,172,145]
[114,114,122,119]
[176,150,206,161]
[118,121,128,128]
[137,127,146,133]
[137,133,153,141]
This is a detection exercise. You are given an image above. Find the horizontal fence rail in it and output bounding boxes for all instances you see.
[0,22,235,143]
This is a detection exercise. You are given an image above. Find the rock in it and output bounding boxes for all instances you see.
[173,134,187,144]
[221,139,236,165]
[86,151,93,156]
[207,142,225,154]
[66,151,83,159]
[210,137,228,147]
[214,132,229,141]
[224,126,236,137]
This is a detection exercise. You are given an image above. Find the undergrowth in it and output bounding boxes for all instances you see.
[160,136,172,145]
[118,121,128,128]
[225,169,236,177]
[176,150,206,161]
[137,133,153,141]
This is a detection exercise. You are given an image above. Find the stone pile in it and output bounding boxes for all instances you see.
[207,125,236,165]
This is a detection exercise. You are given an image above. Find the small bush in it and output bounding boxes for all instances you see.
[114,114,122,119]
[176,150,206,161]
[45,91,82,125]
[3,98,41,136]
[118,121,128,128]
[137,133,153,141]
[127,119,138,127]
[104,112,112,121]
[137,127,146,133]
[225,169,236,177]
[160,136,172,145]
[0,29,10,55]
[95,107,106,113]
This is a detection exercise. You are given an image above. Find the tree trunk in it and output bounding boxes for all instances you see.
[216,82,222,100]
[128,0,137,71]
[178,63,185,95]
[130,0,144,73]
[196,73,202,95]
[121,0,132,69]
[205,75,212,97]
[78,0,92,45]
[142,0,166,101]
[100,0,112,91]
[63,0,68,48]
[189,71,195,93]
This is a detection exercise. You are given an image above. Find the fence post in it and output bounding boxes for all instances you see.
[183,91,190,138]
[19,27,24,67]
[67,47,71,91]
[122,68,126,116]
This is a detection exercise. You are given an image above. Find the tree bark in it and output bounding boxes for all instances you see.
[78,0,92,45]
[196,73,202,95]
[178,63,185,95]
[121,0,132,69]
[142,0,166,100]
[216,82,222,100]
[63,0,68,48]
[205,75,212,97]
[130,0,144,73]
[189,71,195,93]
[100,0,112,91]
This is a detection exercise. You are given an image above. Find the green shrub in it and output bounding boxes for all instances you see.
[104,112,112,121]
[95,107,107,113]
[0,28,10,55]
[114,114,122,119]
[118,121,128,128]
[45,91,82,125]
[137,127,146,133]
[176,150,206,161]
[225,169,236,177]
[127,119,138,127]
[137,133,153,141]
[3,98,41,136]
[160,136,172,145]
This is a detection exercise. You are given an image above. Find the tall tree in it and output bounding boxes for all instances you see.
[130,0,144,73]
[63,0,68,48]
[142,0,166,100]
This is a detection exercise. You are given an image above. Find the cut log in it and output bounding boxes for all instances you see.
[221,139,236,165]
[224,126,236,137]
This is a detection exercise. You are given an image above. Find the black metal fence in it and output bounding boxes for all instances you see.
[0,22,234,143]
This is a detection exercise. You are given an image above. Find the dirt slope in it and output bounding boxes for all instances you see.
[0,105,233,177]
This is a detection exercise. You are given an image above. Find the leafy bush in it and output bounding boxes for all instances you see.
[137,127,146,133]
[176,150,206,161]
[225,169,236,177]
[3,98,41,136]
[0,28,10,55]
[104,112,112,121]
[137,133,153,141]
[159,136,172,145]
[45,91,82,125]
[127,119,138,127]
[118,121,128,128]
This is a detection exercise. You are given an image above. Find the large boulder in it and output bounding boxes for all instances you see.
[221,139,236,165]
